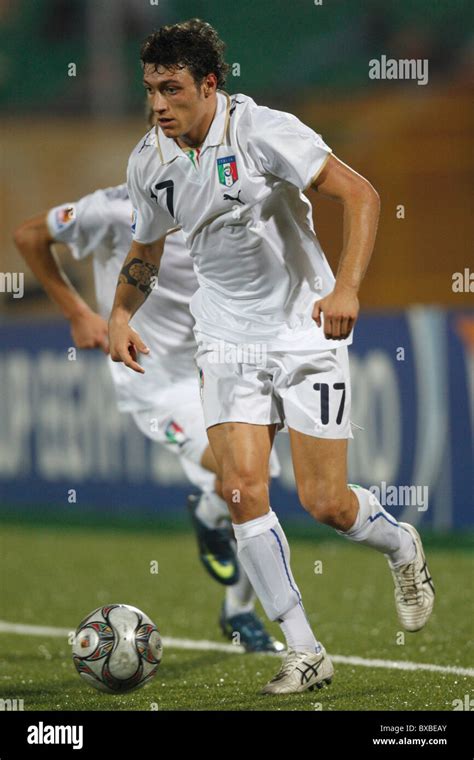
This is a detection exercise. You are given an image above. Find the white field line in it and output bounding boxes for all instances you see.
[0,619,472,678]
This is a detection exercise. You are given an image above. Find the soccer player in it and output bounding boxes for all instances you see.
[109,19,435,694]
[13,183,283,654]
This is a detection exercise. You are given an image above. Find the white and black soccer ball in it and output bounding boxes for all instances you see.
[72,604,162,693]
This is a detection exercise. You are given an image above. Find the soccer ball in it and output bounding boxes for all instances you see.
[72,604,162,693]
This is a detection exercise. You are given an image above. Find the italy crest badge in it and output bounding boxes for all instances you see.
[217,155,238,187]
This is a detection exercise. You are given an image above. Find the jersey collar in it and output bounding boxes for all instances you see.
[155,90,231,165]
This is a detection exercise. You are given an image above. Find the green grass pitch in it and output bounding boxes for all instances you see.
[0,519,472,711]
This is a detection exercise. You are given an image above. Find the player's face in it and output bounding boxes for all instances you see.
[143,64,216,141]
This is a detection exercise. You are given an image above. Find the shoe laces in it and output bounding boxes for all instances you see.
[394,562,423,605]
[270,650,302,681]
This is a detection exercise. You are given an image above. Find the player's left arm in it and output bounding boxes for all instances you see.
[310,154,380,339]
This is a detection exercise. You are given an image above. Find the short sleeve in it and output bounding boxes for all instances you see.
[46,191,110,260]
[127,152,176,245]
[247,105,332,190]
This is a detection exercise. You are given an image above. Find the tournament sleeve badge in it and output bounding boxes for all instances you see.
[217,155,238,187]
[54,204,76,232]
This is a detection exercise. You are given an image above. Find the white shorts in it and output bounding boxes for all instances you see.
[131,376,281,487]
[195,337,353,440]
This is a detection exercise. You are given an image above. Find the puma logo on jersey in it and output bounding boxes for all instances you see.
[230,98,244,116]
[223,189,245,205]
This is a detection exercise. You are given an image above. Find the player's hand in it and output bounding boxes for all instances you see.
[312,286,359,340]
[70,309,109,353]
[108,316,149,374]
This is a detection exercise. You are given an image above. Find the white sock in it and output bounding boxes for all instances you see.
[280,603,321,653]
[195,491,229,529]
[224,545,256,617]
[232,509,320,653]
[338,485,416,567]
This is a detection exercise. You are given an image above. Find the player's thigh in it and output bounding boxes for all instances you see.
[290,430,356,527]
[194,334,280,503]
[207,421,277,486]
[289,429,349,507]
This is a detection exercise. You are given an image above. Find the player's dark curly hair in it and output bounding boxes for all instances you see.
[140,19,230,89]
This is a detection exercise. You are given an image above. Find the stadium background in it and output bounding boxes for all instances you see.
[1,0,472,531]
[0,0,472,715]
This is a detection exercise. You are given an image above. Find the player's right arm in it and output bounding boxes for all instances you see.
[13,213,109,352]
[108,237,165,374]
[108,147,177,374]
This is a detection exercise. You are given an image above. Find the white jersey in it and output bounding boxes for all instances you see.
[47,184,198,412]
[128,91,352,351]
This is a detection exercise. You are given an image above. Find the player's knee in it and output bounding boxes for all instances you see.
[221,468,266,510]
[299,483,350,529]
